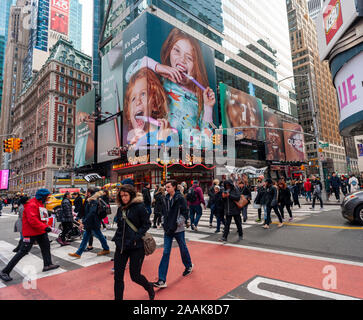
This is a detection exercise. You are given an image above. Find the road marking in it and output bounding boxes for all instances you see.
[271,222,363,230]
[247,277,359,300]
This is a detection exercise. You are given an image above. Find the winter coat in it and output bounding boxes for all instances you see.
[349,177,359,192]
[162,190,189,236]
[214,191,225,219]
[304,180,312,192]
[142,187,152,206]
[238,186,252,205]
[254,185,265,205]
[14,204,24,233]
[330,176,341,189]
[207,185,217,208]
[187,186,205,207]
[59,198,73,223]
[278,188,292,206]
[82,191,104,231]
[153,191,165,214]
[73,195,83,214]
[22,198,49,237]
[340,180,348,194]
[223,180,242,216]
[112,193,150,251]
[291,185,300,201]
[261,185,278,207]
[311,180,322,195]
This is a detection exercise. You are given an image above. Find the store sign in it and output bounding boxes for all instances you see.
[225,166,268,175]
[316,0,359,60]
[84,173,102,182]
[335,51,363,134]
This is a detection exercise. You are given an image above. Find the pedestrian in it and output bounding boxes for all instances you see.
[181,182,188,196]
[340,176,348,197]
[348,174,359,193]
[68,188,110,258]
[277,181,293,222]
[304,178,312,202]
[207,179,219,228]
[262,179,284,229]
[153,180,193,289]
[237,180,251,223]
[219,179,243,242]
[213,185,225,233]
[329,172,341,201]
[310,175,324,210]
[290,180,301,208]
[152,186,165,228]
[112,184,154,300]
[254,176,265,223]
[0,189,59,282]
[56,192,73,246]
[101,189,111,230]
[187,180,206,231]
[12,196,29,252]
[142,183,152,217]
[73,192,83,221]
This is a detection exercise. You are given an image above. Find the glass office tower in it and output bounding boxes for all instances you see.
[69,0,83,51]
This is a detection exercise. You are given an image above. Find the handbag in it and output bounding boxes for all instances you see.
[234,195,248,209]
[122,210,156,256]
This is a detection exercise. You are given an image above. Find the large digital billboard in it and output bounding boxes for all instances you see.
[75,89,96,168]
[0,170,9,190]
[121,12,218,150]
[283,122,305,162]
[220,83,264,141]
[263,110,286,162]
[50,0,69,36]
[97,116,122,164]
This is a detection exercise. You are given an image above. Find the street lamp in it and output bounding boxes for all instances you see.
[278,73,327,201]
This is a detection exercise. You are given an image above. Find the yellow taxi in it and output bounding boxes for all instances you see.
[46,193,85,212]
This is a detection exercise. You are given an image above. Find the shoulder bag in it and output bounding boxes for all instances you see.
[234,194,248,209]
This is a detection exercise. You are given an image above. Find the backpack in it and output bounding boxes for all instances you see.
[186,187,197,202]
[314,183,321,194]
[98,198,111,219]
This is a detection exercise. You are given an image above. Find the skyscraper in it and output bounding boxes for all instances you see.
[307,0,323,20]
[69,0,82,51]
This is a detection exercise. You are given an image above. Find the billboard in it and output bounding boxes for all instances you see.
[121,12,218,150]
[263,110,285,162]
[75,89,96,168]
[97,116,122,164]
[220,83,264,141]
[50,0,69,36]
[358,144,363,157]
[282,122,305,162]
[0,170,9,190]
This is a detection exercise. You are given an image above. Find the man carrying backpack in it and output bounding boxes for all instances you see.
[68,188,110,258]
[186,181,206,231]
[310,175,323,210]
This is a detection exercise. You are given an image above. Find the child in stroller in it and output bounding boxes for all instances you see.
[55,209,84,243]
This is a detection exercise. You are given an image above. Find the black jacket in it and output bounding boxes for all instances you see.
[162,190,188,236]
[207,185,217,207]
[112,193,150,251]
[261,185,278,207]
[142,187,151,206]
[153,191,165,214]
[278,188,292,206]
[82,191,104,231]
[311,180,322,194]
[330,176,341,189]
[214,191,225,218]
[73,195,83,214]
[238,186,252,205]
[223,180,242,216]
[254,185,265,205]
[59,198,73,223]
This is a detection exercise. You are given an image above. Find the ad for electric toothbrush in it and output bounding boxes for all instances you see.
[122,12,218,151]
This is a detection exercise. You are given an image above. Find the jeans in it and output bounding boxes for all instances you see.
[114,246,151,300]
[216,215,225,232]
[312,193,323,208]
[209,204,215,225]
[145,205,152,217]
[153,211,162,227]
[2,233,53,275]
[158,231,192,282]
[265,205,283,225]
[306,191,312,201]
[242,205,248,222]
[76,228,109,256]
[223,214,243,239]
[189,204,202,227]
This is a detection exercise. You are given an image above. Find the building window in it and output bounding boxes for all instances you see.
[58,115,63,122]
[58,126,63,132]
[68,107,72,114]
[58,136,62,143]
[58,105,64,112]
[57,158,62,166]
[57,148,62,155]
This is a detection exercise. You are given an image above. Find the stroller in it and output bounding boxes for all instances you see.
[54,208,84,241]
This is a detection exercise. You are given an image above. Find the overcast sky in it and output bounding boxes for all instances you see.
[79,0,93,57]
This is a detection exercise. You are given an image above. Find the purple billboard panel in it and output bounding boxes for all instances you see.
[0,170,9,190]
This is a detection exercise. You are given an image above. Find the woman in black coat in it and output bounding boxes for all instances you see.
[291,180,301,208]
[213,186,225,233]
[152,186,165,228]
[57,192,73,246]
[112,184,154,301]
[277,181,293,221]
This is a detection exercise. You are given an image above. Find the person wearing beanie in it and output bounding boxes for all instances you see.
[122,178,135,186]
[0,189,59,282]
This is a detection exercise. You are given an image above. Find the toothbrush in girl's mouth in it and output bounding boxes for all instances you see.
[183,73,206,91]
[135,116,178,133]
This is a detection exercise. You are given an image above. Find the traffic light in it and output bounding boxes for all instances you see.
[3,139,14,153]
[13,138,23,151]
[162,166,166,181]
[212,134,222,145]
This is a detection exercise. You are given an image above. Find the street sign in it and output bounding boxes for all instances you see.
[319,142,329,148]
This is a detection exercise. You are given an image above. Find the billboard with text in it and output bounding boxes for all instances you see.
[0,170,9,190]
[283,122,305,162]
[50,0,69,36]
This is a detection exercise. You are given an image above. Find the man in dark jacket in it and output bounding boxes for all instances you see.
[262,179,283,229]
[73,192,83,220]
[330,172,341,201]
[0,189,59,282]
[207,179,220,228]
[220,179,243,242]
[69,188,110,258]
[310,175,324,210]
[57,192,73,246]
[154,180,193,288]
[142,183,152,217]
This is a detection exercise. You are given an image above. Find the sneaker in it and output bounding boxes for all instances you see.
[238,236,243,241]
[191,224,195,230]
[209,224,213,228]
[111,268,114,273]
[85,247,94,251]
[68,252,81,258]
[152,225,157,228]
[255,218,261,223]
[0,272,12,282]
[182,264,194,277]
[310,207,315,210]
[194,226,198,232]
[42,264,60,272]
[56,237,64,246]
[263,224,269,229]
[214,230,220,233]
[97,250,110,256]
[288,217,293,222]
[153,280,167,288]
[219,237,227,242]
[277,223,284,228]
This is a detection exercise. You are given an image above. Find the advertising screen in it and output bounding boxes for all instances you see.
[97,116,122,164]
[263,110,285,162]
[0,170,9,190]
[283,122,305,162]
[50,0,69,36]
[358,144,363,157]
[121,12,218,151]
[220,83,264,141]
[75,89,96,168]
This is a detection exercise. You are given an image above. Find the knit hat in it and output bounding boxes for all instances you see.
[121,178,134,186]
[35,189,51,201]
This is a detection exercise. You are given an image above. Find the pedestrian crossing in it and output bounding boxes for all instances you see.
[0,204,339,289]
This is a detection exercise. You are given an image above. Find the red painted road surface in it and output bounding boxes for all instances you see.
[0,241,362,300]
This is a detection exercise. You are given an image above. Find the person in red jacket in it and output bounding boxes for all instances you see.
[0,189,59,282]
[304,178,312,202]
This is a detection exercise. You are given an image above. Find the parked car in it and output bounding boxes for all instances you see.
[341,191,363,225]
[46,193,85,212]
